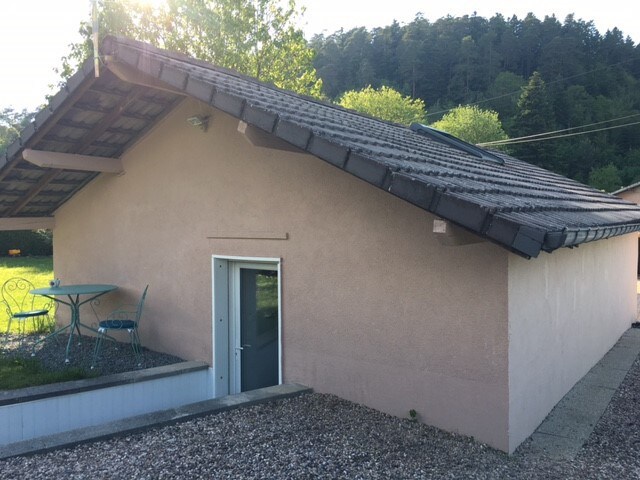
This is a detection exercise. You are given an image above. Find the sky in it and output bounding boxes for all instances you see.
[0,0,638,112]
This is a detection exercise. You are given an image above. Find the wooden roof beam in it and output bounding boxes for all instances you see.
[105,57,188,96]
[72,86,145,154]
[0,76,99,185]
[7,86,141,216]
[237,121,302,153]
[0,217,55,231]
[432,219,484,246]
[70,104,157,122]
[5,170,62,217]
[22,149,124,174]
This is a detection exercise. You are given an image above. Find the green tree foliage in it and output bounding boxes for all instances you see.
[312,13,640,187]
[588,164,623,192]
[514,72,555,137]
[337,86,426,125]
[431,105,508,144]
[62,0,322,97]
[485,72,526,126]
[0,108,35,155]
[511,71,556,168]
[0,230,53,256]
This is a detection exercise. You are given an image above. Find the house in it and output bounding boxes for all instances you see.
[613,182,640,275]
[1,36,639,453]
[614,181,640,205]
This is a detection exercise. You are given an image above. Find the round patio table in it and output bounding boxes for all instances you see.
[30,284,118,363]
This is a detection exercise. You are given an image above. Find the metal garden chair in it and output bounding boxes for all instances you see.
[2,277,53,349]
[91,285,149,369]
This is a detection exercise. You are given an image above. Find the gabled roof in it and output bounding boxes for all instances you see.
[3,36,640,258]
[613,181,640,196]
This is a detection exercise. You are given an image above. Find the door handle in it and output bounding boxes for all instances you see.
[242,344,252,348]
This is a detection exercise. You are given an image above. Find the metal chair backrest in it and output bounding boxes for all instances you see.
[1,277,37,317]
[135,285,149,325]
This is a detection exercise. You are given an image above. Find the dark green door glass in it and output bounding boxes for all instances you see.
[240,268,278,391]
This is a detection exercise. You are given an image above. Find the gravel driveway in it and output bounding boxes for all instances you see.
[0,330,640,479]
[2,350,640,479]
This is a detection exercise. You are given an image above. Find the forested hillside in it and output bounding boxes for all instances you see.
[311,13,640,191]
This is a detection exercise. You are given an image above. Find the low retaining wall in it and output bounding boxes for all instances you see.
[0,361,212,446]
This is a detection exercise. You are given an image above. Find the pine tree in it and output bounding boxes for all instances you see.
[511,72,556,168]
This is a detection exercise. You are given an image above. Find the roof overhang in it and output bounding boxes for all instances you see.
[0,217,55,231]
[0,52,184,222]
[22,149,124,174]
[3,36,640,258]
[613,181,640,196]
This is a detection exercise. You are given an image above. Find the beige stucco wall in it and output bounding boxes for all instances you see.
[507,234,637,452]
[617,187,640,205]
[53,99,511,450]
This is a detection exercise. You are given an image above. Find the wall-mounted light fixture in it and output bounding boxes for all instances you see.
[187,115,210,132]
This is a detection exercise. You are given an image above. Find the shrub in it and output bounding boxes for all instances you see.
[0,230,53,256]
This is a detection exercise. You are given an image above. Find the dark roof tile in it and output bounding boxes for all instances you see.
[2,35,640,257]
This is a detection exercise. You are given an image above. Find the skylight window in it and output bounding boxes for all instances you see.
[410,123,505,165]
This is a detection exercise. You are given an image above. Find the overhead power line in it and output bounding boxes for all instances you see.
[478,119,640,147]
[478,113,640,146]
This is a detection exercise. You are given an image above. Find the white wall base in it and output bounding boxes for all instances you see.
[0,362,212,446]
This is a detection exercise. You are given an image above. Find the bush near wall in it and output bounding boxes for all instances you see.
[0,230,53,256]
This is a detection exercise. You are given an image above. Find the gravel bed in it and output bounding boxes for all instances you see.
[1,333,184,376]
[1,353,640,478]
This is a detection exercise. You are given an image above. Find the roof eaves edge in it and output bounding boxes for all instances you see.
[386,174,543,258]
[102,35,414,131]
[1,56,96,169]
[556,224,640,251]
[612,181,640,196]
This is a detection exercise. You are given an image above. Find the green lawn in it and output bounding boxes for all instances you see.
[0,257,101,390]
[0,356,92,390]
[0,257,54,333]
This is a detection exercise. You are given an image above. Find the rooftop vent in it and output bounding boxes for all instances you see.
[410,123,505,165]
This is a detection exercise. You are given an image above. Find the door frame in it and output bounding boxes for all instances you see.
[212,255,282,397]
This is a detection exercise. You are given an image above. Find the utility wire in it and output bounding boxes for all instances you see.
[425,57,636,119]
[479,120,640,146]
[478,113,640,146]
